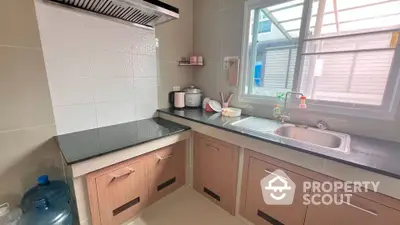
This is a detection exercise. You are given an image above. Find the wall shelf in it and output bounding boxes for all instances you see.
[178,62,204,66]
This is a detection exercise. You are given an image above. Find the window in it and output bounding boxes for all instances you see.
[240,0,400,119]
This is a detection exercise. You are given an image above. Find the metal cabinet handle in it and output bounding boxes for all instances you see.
[206,143,219,151]
[341,200,378,216]
[110,169,135,183]
[155,154,173,163]
[264,169,289,180]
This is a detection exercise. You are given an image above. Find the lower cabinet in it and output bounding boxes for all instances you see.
[304,191,400,225]
[85,137,400,225]
[147,141,186,204]
[86,141,186,225]
[94,157,147,225]
[193,132,239,215]
[241,154,310,225]
[240,149,400,225]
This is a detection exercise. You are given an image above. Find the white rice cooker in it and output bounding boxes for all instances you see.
[184,86,202,107]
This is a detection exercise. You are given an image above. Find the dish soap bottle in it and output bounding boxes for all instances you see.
[273,104,281,118]
[299,96,307,109]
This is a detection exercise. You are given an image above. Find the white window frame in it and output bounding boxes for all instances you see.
[239,0,400,120]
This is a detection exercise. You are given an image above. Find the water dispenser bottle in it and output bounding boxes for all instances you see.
[18,175,73,225]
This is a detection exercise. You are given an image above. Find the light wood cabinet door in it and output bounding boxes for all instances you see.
[95,159,147,225]
[304,193,400,225]
[147,141,186,204]
[241,149,400,225]
[87,142,188,225]
[242,157,310,225]
[193,133,239,215]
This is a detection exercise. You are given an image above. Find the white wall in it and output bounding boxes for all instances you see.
[193,0,244,107]
[34,1,158,135]
[156,0,194,109]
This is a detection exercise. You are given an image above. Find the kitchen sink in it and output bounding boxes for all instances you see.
[231,117,351,153]
[274,124,351,153]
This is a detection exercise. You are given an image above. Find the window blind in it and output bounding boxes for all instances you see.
[301,32,395,105]
[261,47,297,89]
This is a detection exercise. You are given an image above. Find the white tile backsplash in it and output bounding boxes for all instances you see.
[134,78,158,120]
[53,104,97,134]
[132,31,157,55]
[133,54,158,78]
[93,78,134,103]
[90,50,132,78]
[36,3,88,48]
[135,97,158,120]
[85,16,135,52]
[95,101,136,127]
[48,76,93,106]
[44,56,91,78]
[34,0,158,134]
[134,78,158,99]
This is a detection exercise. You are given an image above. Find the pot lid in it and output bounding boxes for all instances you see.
[185,86,202,94]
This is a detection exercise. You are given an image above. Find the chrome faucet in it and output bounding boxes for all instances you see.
[277,91,305,124]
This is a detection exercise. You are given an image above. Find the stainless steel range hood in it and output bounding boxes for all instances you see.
[46,0,179,29]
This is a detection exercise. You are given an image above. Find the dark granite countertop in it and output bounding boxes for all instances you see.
[57,117,191,165]
[158,108,400,179]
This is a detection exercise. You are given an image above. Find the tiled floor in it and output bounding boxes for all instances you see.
[125,186,248,225]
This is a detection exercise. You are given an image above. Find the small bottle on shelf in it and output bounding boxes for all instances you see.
[190,56,197,65]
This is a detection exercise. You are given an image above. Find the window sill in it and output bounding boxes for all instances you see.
[238,94,278,106]
[305,102,396,121]
[239,94,397,121]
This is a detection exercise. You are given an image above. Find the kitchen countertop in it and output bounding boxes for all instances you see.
[158,108,400,179]
[56,117,191,165]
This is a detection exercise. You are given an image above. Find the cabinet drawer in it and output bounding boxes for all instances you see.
[147,141,186,204]
[305,192,400,225]
[243,157,310,225]
[194,133,239,215]
[95,159,147,225]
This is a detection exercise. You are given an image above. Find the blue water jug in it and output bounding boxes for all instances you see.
[18,175,73,225]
